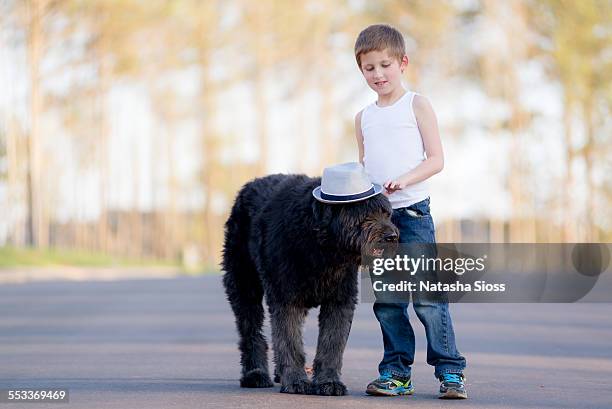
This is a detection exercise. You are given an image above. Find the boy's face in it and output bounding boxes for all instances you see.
[359,48,408,97]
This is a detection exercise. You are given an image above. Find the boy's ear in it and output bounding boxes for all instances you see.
[401,55,409,72]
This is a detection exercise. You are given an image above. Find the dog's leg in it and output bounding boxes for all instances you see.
[223,262,272,388]
[310,301,355,396]
[235,302,273,388]
[270,305,310,394]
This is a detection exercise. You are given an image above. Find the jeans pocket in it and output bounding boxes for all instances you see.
[404,208,423,218]
[405,199,431,218]
[405,202,430,218]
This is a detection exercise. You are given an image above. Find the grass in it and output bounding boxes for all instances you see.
[0,246,182,269]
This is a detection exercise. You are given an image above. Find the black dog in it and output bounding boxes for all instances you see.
[222,174,398,395]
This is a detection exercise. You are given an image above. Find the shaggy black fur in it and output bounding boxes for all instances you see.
[222,174,398,396]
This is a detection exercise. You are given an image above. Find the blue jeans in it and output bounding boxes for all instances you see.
[373,197,466,379]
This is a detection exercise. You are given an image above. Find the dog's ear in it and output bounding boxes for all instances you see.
[312,200,332,232]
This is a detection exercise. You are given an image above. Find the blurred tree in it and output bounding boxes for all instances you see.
[479,0,535,242]
[2,0,610,265]
[25,0,51,248]
[0,2,28,246]
[528,0,611,241]
[53,0,144,254]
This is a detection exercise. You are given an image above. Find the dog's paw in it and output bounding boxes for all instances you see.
[240,369,273,388]
[280,378,311,394]
[310,380,347,396]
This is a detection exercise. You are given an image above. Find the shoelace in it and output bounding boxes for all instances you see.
[378,374,409,388]
[442,373,463,384]
[378,374,393,382]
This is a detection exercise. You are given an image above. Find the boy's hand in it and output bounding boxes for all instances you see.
[383,180,404,195]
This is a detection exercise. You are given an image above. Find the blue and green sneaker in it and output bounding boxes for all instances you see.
[365,374,414,396]
[438,373,467,399]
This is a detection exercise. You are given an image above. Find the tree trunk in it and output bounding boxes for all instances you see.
[561,94,575,242]
[197,3,220,266]
[26,0,50,248]
[582,96,597,242]
[252,7,269,177]
[95,15,111,255]
[5,120,25,245]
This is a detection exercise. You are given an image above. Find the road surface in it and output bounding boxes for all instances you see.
[1,275,611,408]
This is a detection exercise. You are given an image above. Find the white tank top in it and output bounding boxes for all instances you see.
[360,90,429,209]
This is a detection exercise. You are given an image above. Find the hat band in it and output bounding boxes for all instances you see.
[320,186,376,202]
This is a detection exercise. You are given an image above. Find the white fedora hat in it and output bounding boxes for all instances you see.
[312,162,383,204]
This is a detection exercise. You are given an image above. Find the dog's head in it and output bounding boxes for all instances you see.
[312,194,399,255]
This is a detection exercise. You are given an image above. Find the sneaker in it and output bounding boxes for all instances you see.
[438,373,467,399]
[366,373,414,396]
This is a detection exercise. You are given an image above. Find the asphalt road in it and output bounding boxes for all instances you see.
[1,275,611,409]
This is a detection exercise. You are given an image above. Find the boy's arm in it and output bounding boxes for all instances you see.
[384,95,444,193]
[355,110,365,165]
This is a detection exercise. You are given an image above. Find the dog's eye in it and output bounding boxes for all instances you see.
[361,217,374,226]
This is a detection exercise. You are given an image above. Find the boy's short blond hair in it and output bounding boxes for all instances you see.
[354,24,406,69]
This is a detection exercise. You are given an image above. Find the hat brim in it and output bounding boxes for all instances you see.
[312,184,383,204]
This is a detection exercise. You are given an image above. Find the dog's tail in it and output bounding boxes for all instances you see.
[221,182,273,388]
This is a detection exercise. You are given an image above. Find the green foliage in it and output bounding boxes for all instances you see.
[529,0,611,101]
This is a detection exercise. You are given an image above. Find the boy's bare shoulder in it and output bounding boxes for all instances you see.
[412,94,436,120]
[412,94,433,111]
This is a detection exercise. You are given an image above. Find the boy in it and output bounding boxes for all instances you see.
[354,24,467,399]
